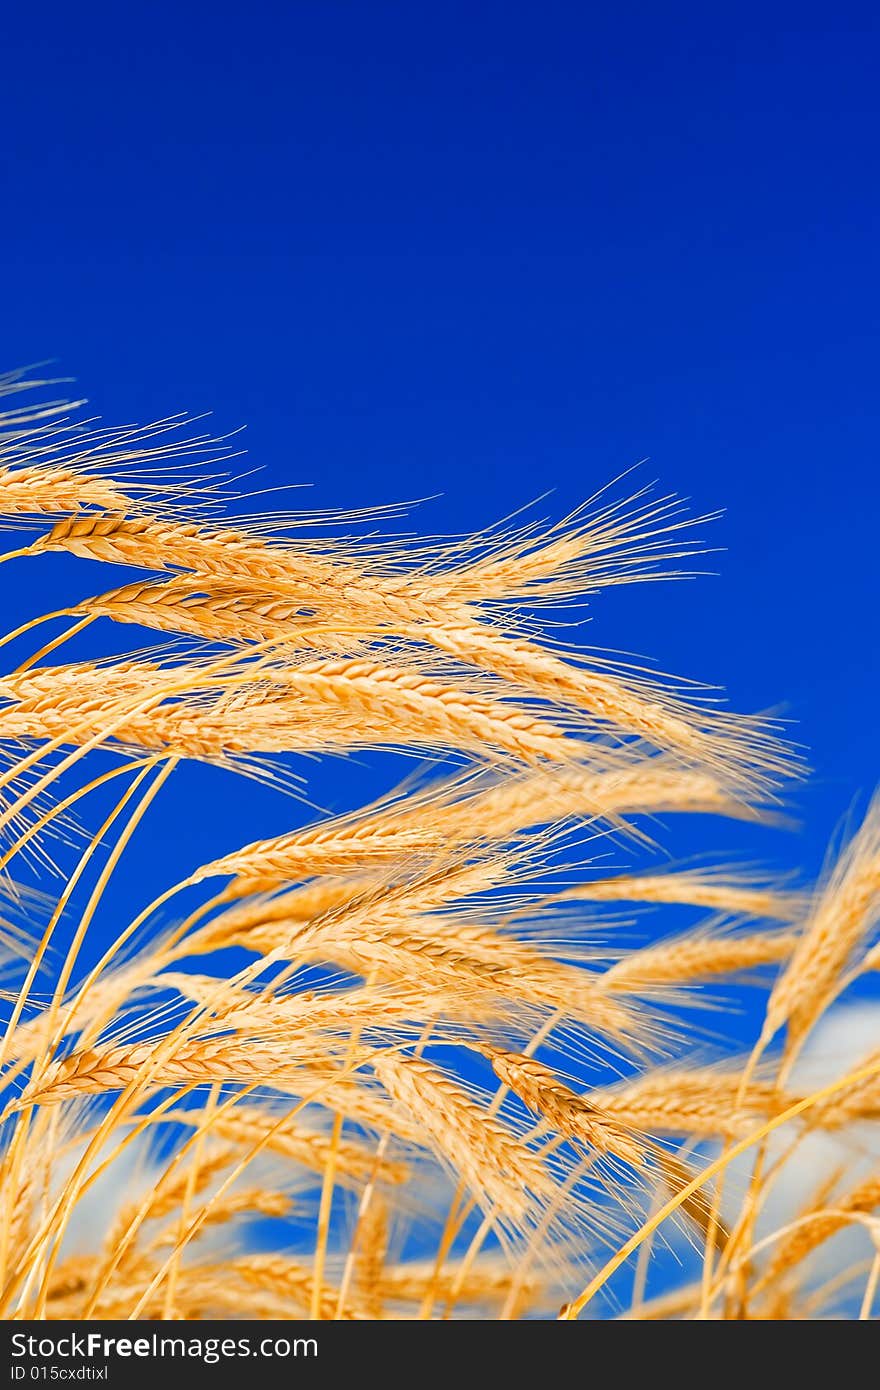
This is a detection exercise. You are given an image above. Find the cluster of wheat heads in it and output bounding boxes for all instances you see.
[0,368,877,1321]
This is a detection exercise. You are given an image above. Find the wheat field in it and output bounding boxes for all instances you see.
[0,366,877,1321]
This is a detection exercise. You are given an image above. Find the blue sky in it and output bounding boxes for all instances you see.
[1,3,879,961]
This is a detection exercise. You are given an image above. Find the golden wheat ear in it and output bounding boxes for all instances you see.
[742,790,880,1131]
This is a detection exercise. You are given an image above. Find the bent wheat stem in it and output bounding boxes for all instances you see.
[561,1055,880,1319]
[14,615,97,674]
